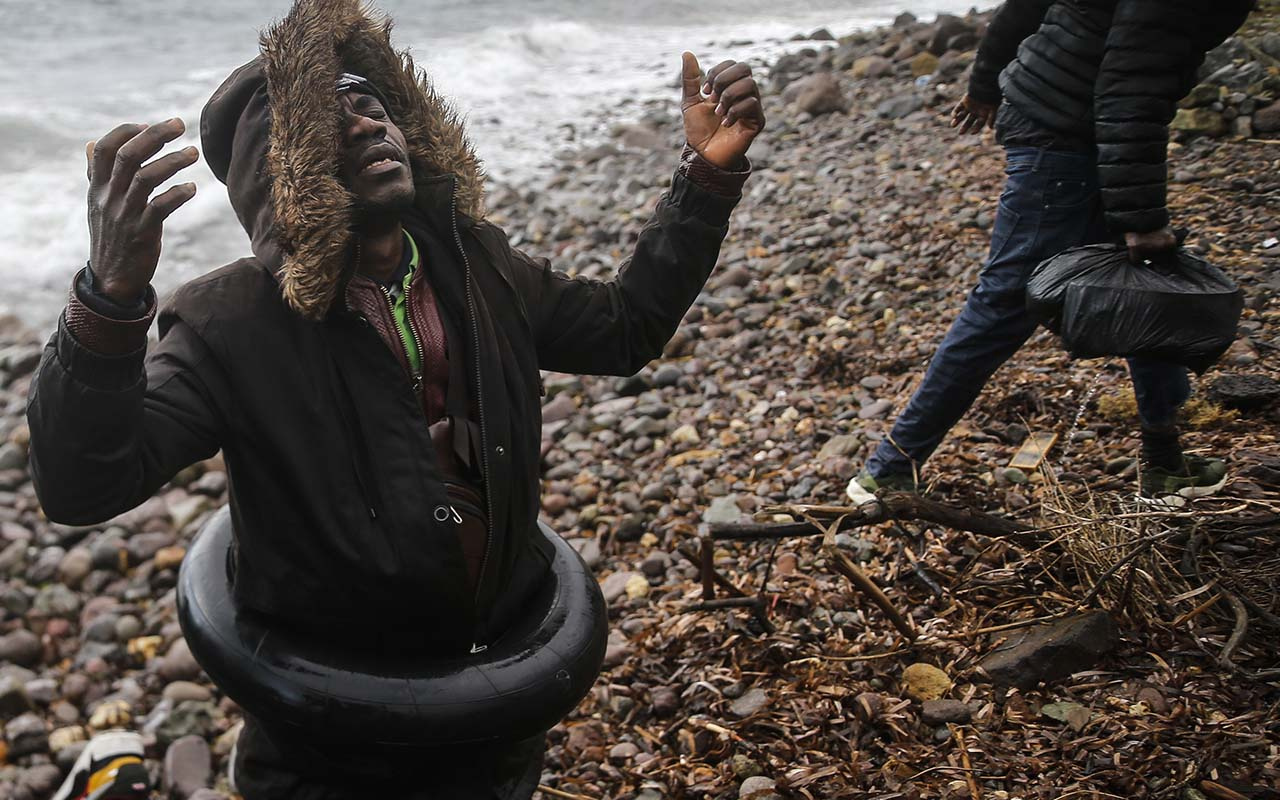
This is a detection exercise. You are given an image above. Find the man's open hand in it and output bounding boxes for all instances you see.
[951,94,996,134]
[86,118,199,305]
[681,53,764,170]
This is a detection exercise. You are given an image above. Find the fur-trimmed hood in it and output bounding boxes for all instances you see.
[201,0,485,320]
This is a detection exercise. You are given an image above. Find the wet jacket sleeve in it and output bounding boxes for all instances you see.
[504,167,744,376]
[968,0,1055,105]
[26,293,227,526]
[1094,0,1206,234]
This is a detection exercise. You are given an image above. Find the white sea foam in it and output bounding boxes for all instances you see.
[0,0,978,328]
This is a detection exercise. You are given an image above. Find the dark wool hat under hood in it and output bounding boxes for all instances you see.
[201,0,486,320]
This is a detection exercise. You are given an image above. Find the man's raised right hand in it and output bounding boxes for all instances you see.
[86,119,200,305]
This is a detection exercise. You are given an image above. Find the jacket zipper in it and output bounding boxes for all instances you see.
[449,186,496,611]
[347,241,379,520]
[379,283,425,394]
[376,256,467,525]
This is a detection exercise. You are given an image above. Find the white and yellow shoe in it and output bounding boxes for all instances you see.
[51,729,150,800]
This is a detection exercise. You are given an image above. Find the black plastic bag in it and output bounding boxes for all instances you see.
[1026,244,1242,374]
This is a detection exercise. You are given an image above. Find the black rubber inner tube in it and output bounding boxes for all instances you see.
[177,507,607,747]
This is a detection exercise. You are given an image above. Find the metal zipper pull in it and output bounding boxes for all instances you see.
[450,506,463,524]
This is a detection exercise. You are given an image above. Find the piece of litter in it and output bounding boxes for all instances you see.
[1009,431,1058,470]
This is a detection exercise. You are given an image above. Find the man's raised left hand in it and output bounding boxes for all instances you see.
[680,53,764,170]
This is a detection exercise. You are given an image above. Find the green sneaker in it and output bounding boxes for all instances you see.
[845,469,918,505]
[1138,455,1228,508]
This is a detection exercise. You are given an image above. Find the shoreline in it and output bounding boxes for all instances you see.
[0,3,983,334]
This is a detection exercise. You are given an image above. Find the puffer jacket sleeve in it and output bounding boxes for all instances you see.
[968,0,1056,105]
[26,297,229,526]
[501,170,740,377]
[1094,0,1205,233]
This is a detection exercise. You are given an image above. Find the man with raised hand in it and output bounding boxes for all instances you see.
[847,0,1253,508]
[31,1,763,797]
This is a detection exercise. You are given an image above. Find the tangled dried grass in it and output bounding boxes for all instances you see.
[1095,387,1239,428]
[1035,467,1280,674]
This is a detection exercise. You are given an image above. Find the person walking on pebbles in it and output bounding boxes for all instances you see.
[846,0,1254,508]
[29,0,763,797]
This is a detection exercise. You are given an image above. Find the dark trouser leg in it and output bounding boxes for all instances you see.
[1128,357,1191,429]
[232,716,545,800]
[1130,356,1192,471]
[867,146,1108,478]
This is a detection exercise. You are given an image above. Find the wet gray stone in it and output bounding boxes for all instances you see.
[640,552,670,579]
[83,614,120,644]
[0,539,27,574]
[0,629,42,667]
[115,615,143,641]
[0,442,26,471]
[23,678,56,706]
[5,712,48,757]
[18,764,63,798]
[739,775,780,800]
[921,698,971,724]
[163,735,213,799]
[163,681,213,705]
[155,700,217,747]
[34,583,81,617]
[704,494,744,525]
[876,93,924,119]
[0,675,33,716]
[57,547,92,588]
[858,399,893,419]
[599,572,641,604]
[158,639,201,682]
[128,532,175,563]
[27,546,65,583]
[729,688,769,718]
[572,538,601,570]
[652,365,683,388]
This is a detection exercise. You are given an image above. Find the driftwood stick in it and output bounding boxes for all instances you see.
[677,545,747,599]
[1078,539,1154,610]
[1218,592,1250,669]
[683,595,777,634]
[709,521,826,541]
[688,539,778,633]
[826,546,918,641]
[709,493,1034,542]
[700,535,716,601]
[806,514,917,641]
[686,597,764,611]
[537,785,597,800]
[950,724,982,800]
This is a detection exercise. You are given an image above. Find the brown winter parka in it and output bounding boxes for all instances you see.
[26,0,744,652]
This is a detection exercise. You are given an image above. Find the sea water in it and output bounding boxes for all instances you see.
[0,0,975,327]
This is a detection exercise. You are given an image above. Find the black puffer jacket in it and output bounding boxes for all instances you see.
[968,0,1254,233]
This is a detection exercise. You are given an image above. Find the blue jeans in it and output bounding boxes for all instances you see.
[866,146,1191,479]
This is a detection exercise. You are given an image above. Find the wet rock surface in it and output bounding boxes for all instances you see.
[978,612,1121,689]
